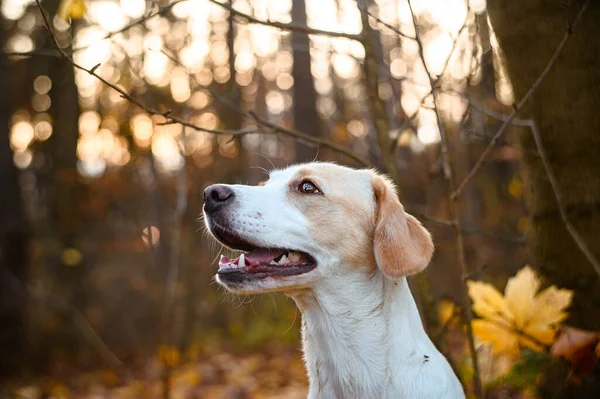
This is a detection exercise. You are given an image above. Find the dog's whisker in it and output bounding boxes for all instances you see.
[257,153,275,171]
[268,292,278,316]
[282,305,298,336]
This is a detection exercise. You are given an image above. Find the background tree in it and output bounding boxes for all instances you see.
[0,16,29,377]
[487,0,600,396]
[291,0,321,161]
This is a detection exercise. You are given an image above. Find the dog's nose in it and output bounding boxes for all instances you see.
[204,184,234,213]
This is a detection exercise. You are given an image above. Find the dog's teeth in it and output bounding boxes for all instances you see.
[278,254,289,265]
[239,253,246,268]
[288,251,300,262]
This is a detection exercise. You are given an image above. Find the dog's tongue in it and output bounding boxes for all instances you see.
[245,248,287,264]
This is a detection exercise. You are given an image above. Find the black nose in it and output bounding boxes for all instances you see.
[204,184,234,213]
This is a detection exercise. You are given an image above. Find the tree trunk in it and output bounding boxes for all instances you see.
[0,24,30,377]
[37,2,86,362]
[291,0,321,161]
[487,1,600,395]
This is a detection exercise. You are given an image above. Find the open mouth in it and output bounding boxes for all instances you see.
[218,248,316,280]
[209,223,316,282]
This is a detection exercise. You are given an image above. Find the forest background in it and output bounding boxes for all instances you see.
[1,0,599,397]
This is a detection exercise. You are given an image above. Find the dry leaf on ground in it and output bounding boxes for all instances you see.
[468,266,573,357]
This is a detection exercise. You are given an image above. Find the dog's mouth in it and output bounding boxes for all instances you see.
[218,248,316,279]
[210,222,317,281]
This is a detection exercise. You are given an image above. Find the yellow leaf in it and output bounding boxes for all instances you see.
[472,320,519,357]
[57,0,86,21]
[508,178,524,199]
[467,280,512,323]
[468,265,573,357]
[504,266,539,329]
[57,0,73,20]
[158,345,180,367]
[61,247,82,266]
[526,286,572,344]
[438,299,458,326]
[70,0,86,19]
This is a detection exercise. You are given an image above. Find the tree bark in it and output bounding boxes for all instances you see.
[0,24,30,377]
[487,1,600,395]
[291,0,321,161]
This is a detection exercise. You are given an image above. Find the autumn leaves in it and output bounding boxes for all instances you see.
[468,266,572,357]
[458,266,600,386]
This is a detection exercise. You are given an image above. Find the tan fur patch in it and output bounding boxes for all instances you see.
[371,175,434,278]
[283,164,433,276]
[286,164,375,269]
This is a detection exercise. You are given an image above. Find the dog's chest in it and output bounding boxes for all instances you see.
[301,314,389,398]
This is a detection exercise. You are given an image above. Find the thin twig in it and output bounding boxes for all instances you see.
[525,121,600,277]
[4,49,62,57]
[158,48,372,167]
[33,0,369,167]
[452,0,592,199]
[72,0,188,52]
[248,112,372,167]
[360,5,416,40]
[209,0,361,41]
[457,91,600,274]
[406,1,482,396]
[408,207,525,244]
[388,13,469,151]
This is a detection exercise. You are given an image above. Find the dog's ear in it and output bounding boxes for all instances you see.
[372,175,434,278]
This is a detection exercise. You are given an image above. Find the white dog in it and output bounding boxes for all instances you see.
[203,162,464,398]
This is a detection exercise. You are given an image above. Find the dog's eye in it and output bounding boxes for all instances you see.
[298,180,320,194]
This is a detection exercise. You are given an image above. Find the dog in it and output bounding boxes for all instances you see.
[203,162,465,398]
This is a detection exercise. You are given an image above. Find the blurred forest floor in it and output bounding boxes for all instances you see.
[4,344,308,398]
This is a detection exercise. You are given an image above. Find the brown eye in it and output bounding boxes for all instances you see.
[298,180,320,194]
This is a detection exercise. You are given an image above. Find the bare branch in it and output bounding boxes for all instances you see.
[452,0,592,199]
[4,49,62,58]
[470,105,600,277]
[33,0,370,167]
[406,1,482,396]
[72,0,188,52]
[359,5,416,40]
[407,207,525,245]
[248,112,372,167]
[529,119,600,277]
[209,0,361,41]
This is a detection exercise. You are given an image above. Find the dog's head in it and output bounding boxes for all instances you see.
[203,162,434,294]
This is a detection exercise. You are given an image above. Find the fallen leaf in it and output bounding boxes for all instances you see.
[468,266,573,357]
[551,326,599,361]
[438,299,459,326]
[57,0,86,21]
[552,326,600,375]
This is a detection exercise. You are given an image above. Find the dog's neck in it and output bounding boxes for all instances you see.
[289,269,456,398]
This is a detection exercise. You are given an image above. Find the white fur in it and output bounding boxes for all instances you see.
[204,163,465,398]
